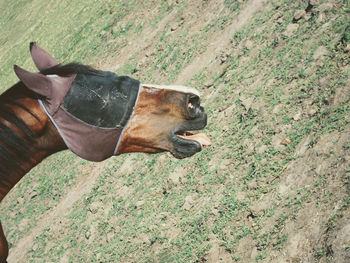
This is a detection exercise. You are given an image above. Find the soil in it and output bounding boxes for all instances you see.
[1,0,349,262]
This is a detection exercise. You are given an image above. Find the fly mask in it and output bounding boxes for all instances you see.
[14,42,140,161]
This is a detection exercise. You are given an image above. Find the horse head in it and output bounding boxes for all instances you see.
[0,43,211,262]
[117,83,211,159]
[14,42,211,161]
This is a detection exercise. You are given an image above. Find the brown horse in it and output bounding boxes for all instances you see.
[0,43,210,262]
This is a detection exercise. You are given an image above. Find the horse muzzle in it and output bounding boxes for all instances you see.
[170,109,210,159]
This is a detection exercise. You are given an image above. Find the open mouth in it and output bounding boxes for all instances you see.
[170,121,211,159]
[169,96,211,159]
[175,131,211,148]
[173,98,211,149]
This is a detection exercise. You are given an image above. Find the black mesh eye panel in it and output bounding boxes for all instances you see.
[62,71,140,128]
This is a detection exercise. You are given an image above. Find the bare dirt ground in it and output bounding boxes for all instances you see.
[1,0,349,262]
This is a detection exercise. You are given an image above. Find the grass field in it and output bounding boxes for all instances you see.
[0,0,349,262]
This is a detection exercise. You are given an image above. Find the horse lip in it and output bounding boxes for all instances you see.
[170,135,202,159]
[169,113,208,159]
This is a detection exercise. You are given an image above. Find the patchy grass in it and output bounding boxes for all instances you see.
[1,0,350,262]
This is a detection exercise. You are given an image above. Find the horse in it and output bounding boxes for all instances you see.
[0,42,211,262]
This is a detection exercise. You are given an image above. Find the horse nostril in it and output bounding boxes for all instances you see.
[188,95,200,108]
[186,94,202,119]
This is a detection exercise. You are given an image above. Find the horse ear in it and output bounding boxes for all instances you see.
[30,42,59,71]
[14,65,52,98]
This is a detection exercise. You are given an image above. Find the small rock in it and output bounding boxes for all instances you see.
[344,44,350,53]
[107,231,115,242]
[273,104,282,114]
[286,232,304,258]
[221,105,236,118]
[250,125,259,135]
[204,80,214,88]
[283,24,299,38]
[88,202,100,214]
[32,243,39,251]
[295,135,312,155]
[243,138,255,152]
[257,145,268,154]
[136,200,145,208]
[293,10,306,22]
[315,162,327,176]
[273,12,283,21]
[317,3,333,12]
[304,12,312,21]
[85,230,91,239]
[183,195,195,211]
[28,191,38,199]
[170,17,184,32]
[281,138,291,145]
[315,61,325,68]
[218,52,229,64]
[313,46,328,61]
[330,223,350,262]
[241,97,254,110]
[96,252,102,260]
[219,64,230,77]
[206,242,220,262]
[293,111,302,121]
[244,39,254,50]
[251,247,258,259]
[309,0,319,5]
[210,208,219,216]
[170,24,178,32]
[221,124,230,133]
[275,1,282,8]
[277,17,284,25]
[272,134,285,150]
[136,60,144,72]
[18,218,30,231]
[316,12,326,24]
[168,166,186,184]
[248,181,258,190]
[168,172,180,184]
[308,107,318,116]
[281,124,292,133]
[17,197,24,205]
[112,26,119,35]
[275,127,282,133]
[250,202,269,217]
[156,212,168,221]
[300,86,307,92]
[217,159,231,174]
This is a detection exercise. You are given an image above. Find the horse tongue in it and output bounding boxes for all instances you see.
[185,133,212,147]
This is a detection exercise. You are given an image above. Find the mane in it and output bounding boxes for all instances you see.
[0,90,38,176]
[0,62,100,177]
[40,62,101,77]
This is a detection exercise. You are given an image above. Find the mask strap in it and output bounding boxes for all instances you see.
[37,98,71,150]
[113,83,141,155]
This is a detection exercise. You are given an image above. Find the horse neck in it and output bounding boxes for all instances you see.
[0,84,66,202]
